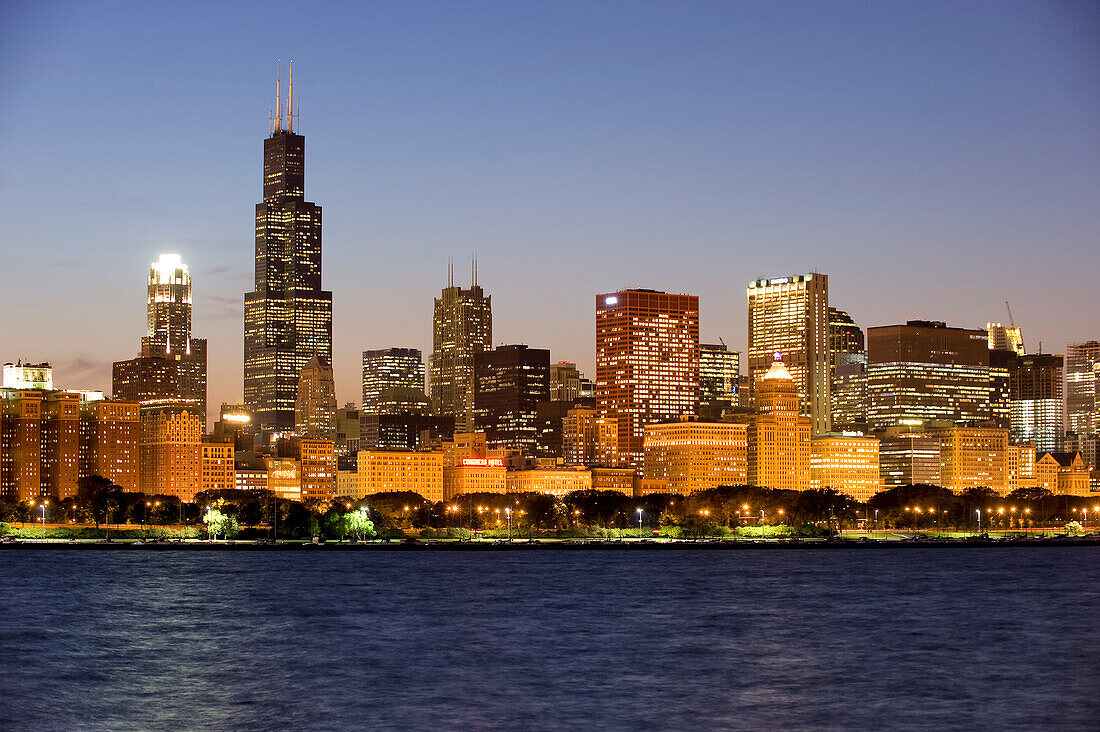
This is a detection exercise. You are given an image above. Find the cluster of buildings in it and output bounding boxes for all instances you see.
[2,74,1098,506]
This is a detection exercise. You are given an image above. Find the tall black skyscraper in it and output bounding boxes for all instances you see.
[244,64,332,436]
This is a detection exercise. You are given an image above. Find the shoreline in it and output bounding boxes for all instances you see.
[3,536,1099,550]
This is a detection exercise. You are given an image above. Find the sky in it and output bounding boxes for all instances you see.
[1,1,1098,423]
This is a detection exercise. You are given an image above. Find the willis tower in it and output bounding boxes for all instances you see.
[244,63,332,436]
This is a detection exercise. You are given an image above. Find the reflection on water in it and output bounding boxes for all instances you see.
[0,549,1097,730]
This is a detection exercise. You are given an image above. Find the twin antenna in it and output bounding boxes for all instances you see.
[446,257,479,288]
[270,60,298,134]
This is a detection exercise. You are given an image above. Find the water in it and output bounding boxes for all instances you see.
[0,547,1097,731]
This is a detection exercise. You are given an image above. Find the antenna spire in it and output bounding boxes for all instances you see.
[288,60,294,133]
[275,61,282,132]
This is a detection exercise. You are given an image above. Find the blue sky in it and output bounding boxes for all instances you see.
[2,1,1098,415]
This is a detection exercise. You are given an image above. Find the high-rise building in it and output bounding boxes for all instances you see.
[549,362,583,402]
[747,274,830,434]
[987,322,1024,355]
[1010,353,1063,453]
[810,434,881,502]
[429,266,492,431]
[295,355,337,440]
[360,413,454,451]
[866,320,990,430]
[362,348,428,414]
[244,65,332,436]
[747,357,811,491]
[334,403,360,459]
[595,289,700,468]
[113,253,207,423]
[827,307,866,431]
[699,343,740,414]
[561,407,618,466]
[987,348,1017,430]
[139,403,203,502]
[1066,341,1100,437]
[80,398,140,492]
[473,344,550,453]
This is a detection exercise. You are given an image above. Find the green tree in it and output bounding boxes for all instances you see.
[203,506,239,539]
[346,509,376,540]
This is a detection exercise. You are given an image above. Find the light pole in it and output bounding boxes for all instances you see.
[636,508,643,539]
[975,509,981,536]
[40,500,48,541]
[505,507,512,542]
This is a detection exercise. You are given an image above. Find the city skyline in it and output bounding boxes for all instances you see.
[2,2,1099,416]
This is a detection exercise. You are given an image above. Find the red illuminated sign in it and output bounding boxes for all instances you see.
[461,458,504,467]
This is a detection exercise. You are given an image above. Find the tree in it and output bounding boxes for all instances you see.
[345,509,375,540]
[203,506,239,540]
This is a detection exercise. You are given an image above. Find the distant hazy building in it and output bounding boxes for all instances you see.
[362,348,429,415]
[596,289,699,468]
[429,268,492,431]
[1009,353,1063,452]
[748,358,810,491]
[828,307,866,431]
[473,345,550,453]
[295,355,337,440]
[747,274,830,434]
[549,362,583,402]
[113,253,207,424]
[643,419,748,494]
[866,320,990,430]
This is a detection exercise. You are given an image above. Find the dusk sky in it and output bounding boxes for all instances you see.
[2,1,1098,421]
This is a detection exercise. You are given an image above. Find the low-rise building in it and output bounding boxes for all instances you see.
[810,434,881,502]
[506,467,592,496]
[358,450,444,502]
[643,419,747,494]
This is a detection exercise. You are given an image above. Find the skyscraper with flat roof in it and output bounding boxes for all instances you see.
[866,320,991,430]
[1010,353,1063,453]
[244,65,332,436]
[828,307,866,431]
[1066,341,1100,437]
[473,344,551,453]
[362,348,428,415]
[595,289,699,468]
[747,274,830,434]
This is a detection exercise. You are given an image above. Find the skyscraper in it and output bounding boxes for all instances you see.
[595,289,699,468]
[827,307,866,432]
[1066,341,1100,437]
[429,264,492,431]
[748,357,811,491]
[747,274,831,434]
[473,344,550,452]
[113,253,207,422]
[362,348,429,414]
[244,64,332,436]
[295,355,337,440]
[866,320,990,430]
[1010,353,1064,452]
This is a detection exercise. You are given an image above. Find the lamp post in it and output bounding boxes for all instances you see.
[975,509,981,536]
[505,507,512,542]
[40,500,48,541]
[636,507,643,540]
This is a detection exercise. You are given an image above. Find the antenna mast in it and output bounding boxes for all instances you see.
[288,60,294,133]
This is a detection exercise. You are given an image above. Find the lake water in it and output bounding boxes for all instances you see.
[0,547,1097,730]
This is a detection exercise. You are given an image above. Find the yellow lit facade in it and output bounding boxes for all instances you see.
[562,408,618,466]
[506,467,592,497]
[748,359,810,491]
[358,450,444,502]
[443,464,507,500]
[201,440,235,493]
[810,434,881,502]
[643,420,748,494]
[932,426,1010,495]
[140,405,203,502]
[295,437,336,501]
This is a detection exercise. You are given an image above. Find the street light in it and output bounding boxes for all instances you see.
[636,507,643,539]
[505,507,512,541]
[40,500,48,541]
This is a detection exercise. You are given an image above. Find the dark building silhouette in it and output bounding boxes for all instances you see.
[473,344,550,453]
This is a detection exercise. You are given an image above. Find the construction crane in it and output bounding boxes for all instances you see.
[1005,300,1025,353]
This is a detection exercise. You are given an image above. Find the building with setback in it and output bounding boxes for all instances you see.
[113,253,207,424]
[295,355,337,440]
[362,348,429,414]
[827,307,866,432]
[429,265,492,431]
[747,274,830,434]
[244,66,332,436]
[747,358,810,491]
[595,289,699,468]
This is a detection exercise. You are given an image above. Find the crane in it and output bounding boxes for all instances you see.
[1005,300,1024,353]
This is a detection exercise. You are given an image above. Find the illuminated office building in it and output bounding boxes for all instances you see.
[429,265,492,431]
[360,413,454,451]
[595,289,699,468]
[866,320,990,430]
[878,429,942,487]
[3,362,52,390]
[1009,353,1063,453]
[211,403,257,452]
[747,274,830,434]
[473,344,550,453]
[357,450,444,502]
[988,349,1016,430]
[244,64,332,435]
[828,307,866,431]
[930,425,1011,495]
[810,434,880,502]
[699,343,740,419]
[362,348,429,414]
[294,355,336,440]
[1066,341,1100,437]
[561,408,618,466]
[201,440,235,493]
[643,419,748,493]
[747,357,810,491]
[113,253,207,423]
